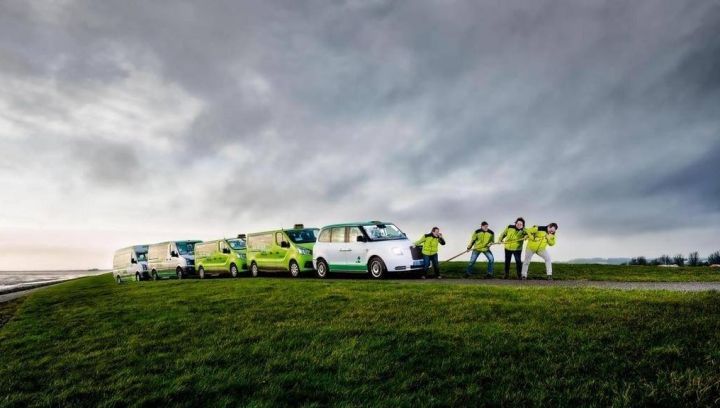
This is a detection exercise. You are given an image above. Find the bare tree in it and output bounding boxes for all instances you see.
[709,251,720,265]
[657,255,672,265]
[673,254,685,267]
[688,251,700,267]
[637,256,647,266]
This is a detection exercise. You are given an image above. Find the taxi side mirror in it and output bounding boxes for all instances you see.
[356,236,366,242]
[280,241,290,248]
[222,248,231,254]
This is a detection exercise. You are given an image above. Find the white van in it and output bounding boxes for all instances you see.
[312,221,424,279]
[112,245,149,283]
[147,240,201,280]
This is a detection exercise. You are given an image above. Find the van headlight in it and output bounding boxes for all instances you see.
[392,247,404,255]
[297,247,311,255]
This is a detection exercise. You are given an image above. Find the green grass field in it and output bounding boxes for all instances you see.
[1,272,719,407]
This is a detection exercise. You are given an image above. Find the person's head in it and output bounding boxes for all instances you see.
[515,217,525,229]
[431,227,440,237]
[481,221,489,231]
[547,222,558,234]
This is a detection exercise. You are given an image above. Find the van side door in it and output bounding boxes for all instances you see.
[217,240,230,270]
[273,232,289,270]
[344,226,367,271]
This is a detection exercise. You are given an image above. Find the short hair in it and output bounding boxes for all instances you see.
[515,217,525,225]
[481,221,488,226]
[431,226,440,232]
[548,222,558,229]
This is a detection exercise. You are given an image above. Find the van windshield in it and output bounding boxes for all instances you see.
[176,242,196,255]
[136,253,147,262]
[286,229,319,244]
[362,224,406,241]
[227,239,246,250]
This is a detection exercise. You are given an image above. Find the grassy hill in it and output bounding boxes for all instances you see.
[1,273,720,407]
[439,261,720,281]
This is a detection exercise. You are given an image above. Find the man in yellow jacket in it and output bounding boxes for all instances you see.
[415,227,446,279]
[464,221,495,278]
[497,217,527,279]
[521,223,558,280]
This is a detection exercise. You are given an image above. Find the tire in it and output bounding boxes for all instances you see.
[250,262,259,277]
[198,267,205,279]
[135,273,142,282]
[176,268,183,280]
[151,270,159,281]
[116,275,122,284]
[368,257,386,279]
[230,263,238,278]
[289,260,300,278]
[316,259,329,279]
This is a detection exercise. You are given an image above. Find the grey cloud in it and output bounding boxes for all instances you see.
[1,0,719,261]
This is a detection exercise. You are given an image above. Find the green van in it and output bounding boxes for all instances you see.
[246,225,319,277]
[195,235,248,279]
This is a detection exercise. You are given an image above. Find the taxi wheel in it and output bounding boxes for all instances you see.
[368,257,386,279]
[289,261,300,278]
[115,275,122,284]
[230,264,238,278]
[198,267,205,279]
[176,268,183,280]
[251,262,259,277]
[151,270,159,281]
[135,273,142,282]
[316,259,329,279]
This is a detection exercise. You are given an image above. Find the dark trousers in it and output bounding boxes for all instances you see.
[504,249,522,278]
[423,254,440,277]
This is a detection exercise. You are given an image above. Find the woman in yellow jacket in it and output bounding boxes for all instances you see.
[521,223,558,280]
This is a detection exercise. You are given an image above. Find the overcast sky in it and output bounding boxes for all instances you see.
[1,0,718,270]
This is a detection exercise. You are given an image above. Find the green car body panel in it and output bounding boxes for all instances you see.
[246,226,319,273]
[195,237,248,277]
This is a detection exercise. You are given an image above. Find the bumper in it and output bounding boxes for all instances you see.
[388,258,426,272]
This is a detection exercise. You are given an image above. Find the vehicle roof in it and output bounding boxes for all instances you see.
[320,221,395,229]
[247,227,318,236]
[148,240,202,246]
[115,245,149,252]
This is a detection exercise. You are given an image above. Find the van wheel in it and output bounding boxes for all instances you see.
[198,267,205,279]
[289,261,300,278]
[368,257,386,279]
[250,262,259,277]
[151,270,158,280]
[316,259,329,279]
[176,268,183,280]
[230,264,238,278]
[116,275,122,284]
[135,273,142,282]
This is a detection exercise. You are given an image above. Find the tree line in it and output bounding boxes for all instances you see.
[627,251,720,266]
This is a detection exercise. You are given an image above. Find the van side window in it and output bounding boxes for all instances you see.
[331,227,346,243]
[318,229,331,243]
[275,232,285,245]
[349,227,363,242]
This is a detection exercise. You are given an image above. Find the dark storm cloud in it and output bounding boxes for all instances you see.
[1,0,719,256]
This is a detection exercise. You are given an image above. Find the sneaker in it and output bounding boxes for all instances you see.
[437,275,443,280]
[521,276,527,281]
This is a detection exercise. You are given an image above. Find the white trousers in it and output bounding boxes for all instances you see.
[521,249,552,277]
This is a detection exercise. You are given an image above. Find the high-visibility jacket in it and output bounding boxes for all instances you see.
[525,225,556,252]
[467,229,494,252]
[415,234,446,256]
[498,225,527,251]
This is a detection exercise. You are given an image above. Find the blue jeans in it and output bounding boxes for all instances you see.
[467,250,494,276]
[423,254,440,277]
